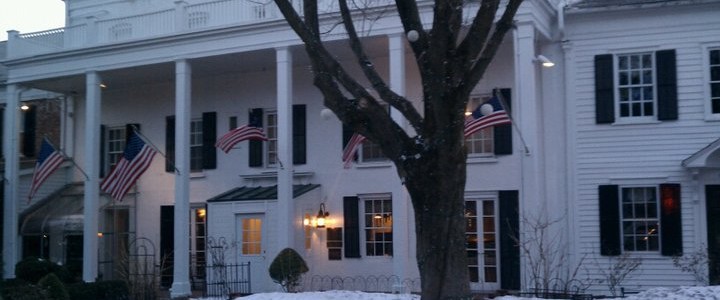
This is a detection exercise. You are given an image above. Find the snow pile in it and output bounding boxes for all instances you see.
[234,290,420,300]
[192,286,720,300]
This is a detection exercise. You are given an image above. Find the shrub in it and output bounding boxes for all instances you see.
[15,258,71,284]
[2,279,47,300]
[38,273,69,300]
[66,280,128,300]
[268,248,309,292]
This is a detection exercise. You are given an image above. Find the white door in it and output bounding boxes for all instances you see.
[236,214,268,293]
[465,199,500,291]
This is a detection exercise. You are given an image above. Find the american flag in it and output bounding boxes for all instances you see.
[101,130,157,201]
[342,133,367,168]
[28,138,65,202]
[215,125,267,153]
[464,96,511,138]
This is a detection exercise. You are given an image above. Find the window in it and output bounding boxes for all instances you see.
[617,53,655,118]
[465,199,498,284]
[621,187,659,252]
[360,140,387,163]
[598,184,682,256]
[466,95,495,155]
[595,50,677,124]
[190,119,203,172]
[265,111,278,167]
[107,126,127,170]
[363,196,393,256]
[190,207,207,280]
[710,49,720,114]
[241,218,262,255]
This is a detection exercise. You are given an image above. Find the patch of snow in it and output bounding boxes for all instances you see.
[495,285,720,300]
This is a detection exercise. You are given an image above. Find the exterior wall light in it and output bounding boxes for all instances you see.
[316,203,329,228]
[535,54,555,68]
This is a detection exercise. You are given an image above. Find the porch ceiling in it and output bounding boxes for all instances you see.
[21,36,389,95]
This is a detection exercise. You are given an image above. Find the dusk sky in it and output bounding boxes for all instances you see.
[1,0,65,41]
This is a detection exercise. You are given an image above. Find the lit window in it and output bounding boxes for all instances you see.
[363,196,393,256]
[241,218,262,255]
[621,187,659,252]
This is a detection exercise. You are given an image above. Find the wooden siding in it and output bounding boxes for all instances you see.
[566,2,720,292]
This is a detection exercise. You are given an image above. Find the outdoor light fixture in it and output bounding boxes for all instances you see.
[316,203,329,228]
[303,213,311,226]
[20,104,29,110]
[535,55,555,68]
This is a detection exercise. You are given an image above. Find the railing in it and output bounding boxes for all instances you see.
[203,262,251,298]
[5,0,395,59]
[300,274,421,294]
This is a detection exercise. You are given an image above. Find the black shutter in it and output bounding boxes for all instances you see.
[165,116,175,172]
[293,105,306,165]
[495,89,513,155]
[599,185,621,256]
[656,49,678,121]
[595,54,615,124]
[660,183,683,256]
[202,112,217,169]
[0,107,4,160]
[342,124,357,162]
[248,108,264,167]
[22,105,36,157]
[100,125,107,177]
[343,196,361,258]
[499,190,520,290]
[159,205,174,287]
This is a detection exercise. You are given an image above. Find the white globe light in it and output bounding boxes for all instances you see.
[480,103,494,116]
[320,108,334,120]
[406,30,419,42]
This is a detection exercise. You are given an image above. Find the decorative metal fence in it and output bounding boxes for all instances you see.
[203,262,252,298]
[300,275,421,294]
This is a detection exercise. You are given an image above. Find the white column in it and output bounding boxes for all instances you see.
[171,59,192,298]
[388,33,410,285]
[276,47,293,252]
[3,84,20,279]
[62,95,76,159]
[83,71,101,282]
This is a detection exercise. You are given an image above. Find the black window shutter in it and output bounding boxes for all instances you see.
[0,107,4,160]
[202,112,217,169]
[656,49,678,121]
[599,185,621,256]
[660,183,683,256]
[248,108,264,167]
[498,190,520,290]
[22,105,37,157]
[595,54,615,124]
[494,89,513,155]
[100,125,107,177]
[159,205,174,287]
[165,116,175,173]
[293,105,306,165]
[343,196,361,258]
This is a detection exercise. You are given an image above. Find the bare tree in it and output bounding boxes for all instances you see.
[272,0,523,298]
[594,253,642,297]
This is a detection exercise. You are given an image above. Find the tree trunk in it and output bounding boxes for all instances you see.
[405,142,470,300]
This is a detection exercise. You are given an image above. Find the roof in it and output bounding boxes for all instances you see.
[207,184,320,202]
[682,137,720,168]
[566,0,720,11]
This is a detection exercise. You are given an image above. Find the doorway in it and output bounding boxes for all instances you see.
[706,185,720,284]
[235,214,267,293]
[465,199,500,291]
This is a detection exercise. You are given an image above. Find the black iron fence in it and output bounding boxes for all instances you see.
[300,275,421,294]
[203,262,251,298]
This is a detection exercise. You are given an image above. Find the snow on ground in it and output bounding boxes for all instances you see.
[193,286,720,300]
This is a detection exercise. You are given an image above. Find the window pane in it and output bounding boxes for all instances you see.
[713,98,720,114]
[711,50,720,65]
[642,54,652,68]
[619,71,628,85]
[619,56,628,69]
[631,55,639,69]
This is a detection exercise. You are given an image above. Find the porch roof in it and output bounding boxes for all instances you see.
[682,137,720,168]
[20,184,84,235]
[207,184,320,202]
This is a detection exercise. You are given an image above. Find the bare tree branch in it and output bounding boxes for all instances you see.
[456,0,501,70]
[337,0,424,132]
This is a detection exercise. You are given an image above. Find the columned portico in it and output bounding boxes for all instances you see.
[276,47,294,253]
[171,59,192,298]
[3,84,21,279]
[83,71,102,282]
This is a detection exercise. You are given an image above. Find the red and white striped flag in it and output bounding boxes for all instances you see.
[101,130,157,201]
[464,96,512,138]
[342,133,367,168]
[215,124,267,153]
[28,138,65,202]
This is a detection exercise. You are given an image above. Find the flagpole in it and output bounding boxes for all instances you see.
[129,125,181,175]
[43,136,90,181]
[494,88,530,155]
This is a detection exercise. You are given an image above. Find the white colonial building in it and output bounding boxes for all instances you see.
[1,0,719,298]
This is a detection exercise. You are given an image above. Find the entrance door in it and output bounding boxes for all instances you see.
[706,185,720,284]
[236,214,267,292]
[465,199,500,290]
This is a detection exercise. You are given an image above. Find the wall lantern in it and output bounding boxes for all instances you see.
[316,203,329,228]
